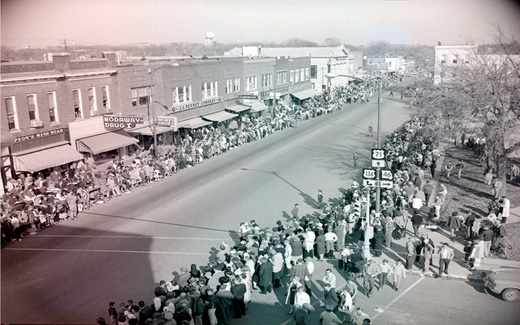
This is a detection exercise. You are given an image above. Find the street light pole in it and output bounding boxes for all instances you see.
[376,79,382,215]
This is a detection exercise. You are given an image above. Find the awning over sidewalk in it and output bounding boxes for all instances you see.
[177,117,213,129]
[76,130,138,155]
[226,104,251,113]
[291,88,317,100]
[13,144,84,173]
[202,111,238,123]
[127,125,176,136]
[249,101,269,112]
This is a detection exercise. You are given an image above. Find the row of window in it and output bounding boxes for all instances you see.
[5,86,110,130]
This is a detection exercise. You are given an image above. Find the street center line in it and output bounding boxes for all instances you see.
[35,235,229,240]
[4,247,211,255]
[372,276,425,321]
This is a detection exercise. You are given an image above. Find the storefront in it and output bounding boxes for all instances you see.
[69,116,139,161]
[6,128,84,177]
[290,88,317,105]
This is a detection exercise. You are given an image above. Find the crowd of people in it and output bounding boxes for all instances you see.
[1,73,399,248]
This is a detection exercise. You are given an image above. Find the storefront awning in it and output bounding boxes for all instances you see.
[226,104,251,113]
[202,111,238,123]
[249,101,269,112]
[76,130,138,155]
[291,89,317,100]
[127,125,175,136]
[13,144,84,173]
[177,117,213,129]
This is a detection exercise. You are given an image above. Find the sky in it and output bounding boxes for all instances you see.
[1,0,520,49]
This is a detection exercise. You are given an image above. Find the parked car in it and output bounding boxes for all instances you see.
[484,269,520,302]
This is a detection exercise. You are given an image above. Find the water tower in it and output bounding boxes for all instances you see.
[205,32,215,47]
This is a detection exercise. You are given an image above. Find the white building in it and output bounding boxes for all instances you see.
[433,44,477,85]
[225,45,362,93]
[205,32,215,47]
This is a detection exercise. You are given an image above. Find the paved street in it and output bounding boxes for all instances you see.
[2,95,410,324]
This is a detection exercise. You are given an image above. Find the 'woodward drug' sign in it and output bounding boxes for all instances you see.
[103,115,144,130]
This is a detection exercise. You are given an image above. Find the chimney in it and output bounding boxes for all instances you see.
[438,41,442,46]
[52,53,70,72]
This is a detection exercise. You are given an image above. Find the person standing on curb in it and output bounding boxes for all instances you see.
[500,196,510,224]
[492,179,502,198]
[469,238,484,271]
[438,243,454,276]
[378,259,391,290]
[406,237,417,270]
[445,161,453,178]
[455,160,464,179]
[391,260,407,291]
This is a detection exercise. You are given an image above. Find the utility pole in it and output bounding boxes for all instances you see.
[376,79,382,215]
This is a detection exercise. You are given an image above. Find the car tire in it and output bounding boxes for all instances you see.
[501,288,520,302]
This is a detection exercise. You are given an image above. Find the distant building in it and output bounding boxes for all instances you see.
[225,45,361,93]
[433,44,477,85]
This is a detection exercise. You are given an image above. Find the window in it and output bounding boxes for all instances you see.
[88,87,98,115]
[226,79,233,94]
[246,76,257,91]
[47,92,58,123]
[5,97,18,130]
[202,82,217,99]
[277,71,287,84]
[262,73,272,87]
[131,87,151,107]
[305,68,310,80]
[311,65,317,78]
[102,86,110,111]
[233,78,240,92]
[441,60,446,64]
[290,70,295,84]
[27,94,38,121]
[301,69,305,82]
[72,89,82,118]
[172,85,192,104]
[453,59,457,64]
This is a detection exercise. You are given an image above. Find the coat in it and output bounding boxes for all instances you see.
[316,235,326,255]
[258,261,273,288]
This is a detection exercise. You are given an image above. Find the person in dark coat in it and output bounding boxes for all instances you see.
[257,256,273,294]
[215,283,233,325]
[230,277,247,318]
[320,283,339,309]
[372,226,384,257]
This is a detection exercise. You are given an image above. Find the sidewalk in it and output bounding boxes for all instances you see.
[366,141,520,281]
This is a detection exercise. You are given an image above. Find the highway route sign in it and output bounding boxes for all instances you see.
[363,168,376,179]
[380,169,393,180]
[371,149,387,160]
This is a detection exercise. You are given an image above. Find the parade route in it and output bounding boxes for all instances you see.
[2,95,411,324]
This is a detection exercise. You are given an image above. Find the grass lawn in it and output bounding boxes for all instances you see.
[439,143,520,261]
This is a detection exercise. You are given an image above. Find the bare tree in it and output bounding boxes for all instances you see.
[420,31,520,195]
[323,37,342,47]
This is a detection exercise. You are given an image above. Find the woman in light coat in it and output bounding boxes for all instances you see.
[390,260,407,291]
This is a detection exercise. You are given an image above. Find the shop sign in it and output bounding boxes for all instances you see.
[14,128,65,143]
[238,94,258,100]
[156,116,177,127]
[173,97,222,112]
[103,115,144,130]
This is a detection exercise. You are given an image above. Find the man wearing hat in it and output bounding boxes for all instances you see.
[319,304,342,325]
[257,255,273,294]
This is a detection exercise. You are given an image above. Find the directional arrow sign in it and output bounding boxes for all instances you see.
[363,168,376,179]
[380,169,393,180]
[380,180,394,189]
[363,179,378,187]
[371,149,387,160]
[372,160,386,168]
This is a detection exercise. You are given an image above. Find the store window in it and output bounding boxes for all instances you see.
[5,97,18,130]
[47,92,58,123]
[173,85,192,103]
[233,78,240,92]
[295,69,300,83]
[131,87,151,107]
[72,89,83,118]
[300,69,305,82]
[305,68,310,80]
[277,71,287,84]
[102,86,111,111]
[27,94,38,121]
[262,74,272,87]
[88,87,98,116]
[226,79,233,94]
[246,76,257,91]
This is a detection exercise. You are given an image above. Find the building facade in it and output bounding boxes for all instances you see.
[0,53,124,190]
[433,44,477,85]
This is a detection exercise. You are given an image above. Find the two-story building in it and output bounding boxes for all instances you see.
[0,53,136,190]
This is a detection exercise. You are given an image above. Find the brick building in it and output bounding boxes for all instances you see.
[0,53,133,190]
